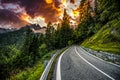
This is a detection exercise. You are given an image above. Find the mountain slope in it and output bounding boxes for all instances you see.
[0,28,26,47]
[81,0,120,54]
[0,27,30,79]
[82,20,120,54]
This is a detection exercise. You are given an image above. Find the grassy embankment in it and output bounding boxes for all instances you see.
[8,50,56,80]
[82,20,120,54]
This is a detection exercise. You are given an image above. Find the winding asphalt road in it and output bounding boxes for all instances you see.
[56,46,120,80]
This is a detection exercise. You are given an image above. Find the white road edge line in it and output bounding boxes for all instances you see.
[75,47,115,80]
[56,48,69,80]
[80,47,120,68]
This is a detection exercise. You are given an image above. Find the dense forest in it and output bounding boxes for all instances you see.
[0,0,120,79]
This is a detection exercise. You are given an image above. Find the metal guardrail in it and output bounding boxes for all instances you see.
[40,53,57,80]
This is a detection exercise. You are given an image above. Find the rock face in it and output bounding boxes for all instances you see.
[0,24,47,34]
[29,24,46,34]
[111,28,120,35]
[83,47,120,65]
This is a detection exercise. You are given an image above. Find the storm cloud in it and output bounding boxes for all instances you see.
[0,9,28,28]
[0,0,89,28]
[1,0,62,25]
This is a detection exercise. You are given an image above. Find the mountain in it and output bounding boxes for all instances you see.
[0,24,46,35]
[20,24,46,34]
[81,0,120,54]
[0,27,27,46]
[0,28,16,34]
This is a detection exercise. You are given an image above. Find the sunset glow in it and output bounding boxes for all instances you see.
[0,0,96,28]
[17,0,81,27]
[45,0,53,4]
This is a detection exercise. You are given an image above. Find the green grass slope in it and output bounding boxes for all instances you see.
[82,19,120,54]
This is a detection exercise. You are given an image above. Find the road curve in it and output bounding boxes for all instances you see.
[56,46,120,80]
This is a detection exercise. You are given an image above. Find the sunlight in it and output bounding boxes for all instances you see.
[45,0,53,4]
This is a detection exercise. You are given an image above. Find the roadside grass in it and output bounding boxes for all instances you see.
[82,19,120,54]
[8,50,56,80]
[47,47,68,80]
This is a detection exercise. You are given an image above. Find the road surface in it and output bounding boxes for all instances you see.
[55,46,120,80]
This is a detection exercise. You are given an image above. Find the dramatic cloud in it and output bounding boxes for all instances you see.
[1,0,62,22]
[0,0,63,28]
[0,9,28,28]
[1,0,95,28]
[0,0,96,28]
[70,0,76,4]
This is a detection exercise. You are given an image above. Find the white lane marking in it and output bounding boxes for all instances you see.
[80,47,120,68]
[56,48,69,80]
[75,47,115,80]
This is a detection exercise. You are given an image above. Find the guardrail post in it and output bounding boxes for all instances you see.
[44,60,48,69]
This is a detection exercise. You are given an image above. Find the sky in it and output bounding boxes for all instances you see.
[0,0,95,29]
[0,0,83,29]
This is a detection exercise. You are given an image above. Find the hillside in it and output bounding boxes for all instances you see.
[82,0,120,54]
[82,20,120,54]
[0,27,31,78]
[0,28,26,46]
[0,24,54,79]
